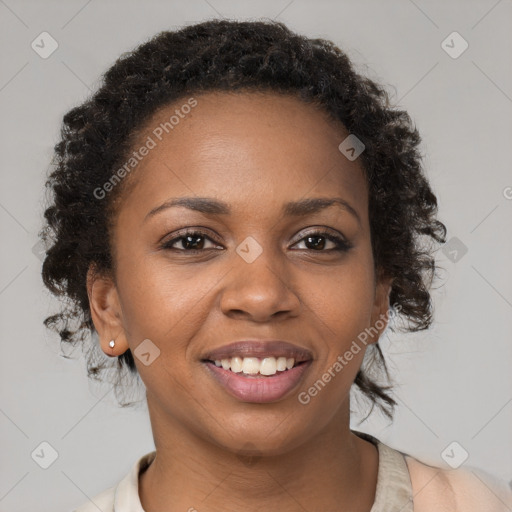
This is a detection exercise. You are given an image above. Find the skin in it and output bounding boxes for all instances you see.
[87,91,393,512]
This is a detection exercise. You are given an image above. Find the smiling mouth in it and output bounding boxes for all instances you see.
[202,357,313,403]
[201,356,308,377]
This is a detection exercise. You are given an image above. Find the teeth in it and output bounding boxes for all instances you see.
[276,357,287,371]
[211,356,297,376]
[241,357,260,374]
[260,357,277,376]
[230,357,243,373]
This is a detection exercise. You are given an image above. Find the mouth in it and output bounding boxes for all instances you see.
[200,340,313,403]
[201,355,309,377]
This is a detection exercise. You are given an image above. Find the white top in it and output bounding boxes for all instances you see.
[73,431,512,511]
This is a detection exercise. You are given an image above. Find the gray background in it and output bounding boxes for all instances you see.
[1,0,511,510]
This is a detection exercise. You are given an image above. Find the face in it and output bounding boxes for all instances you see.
[88,91,392,455]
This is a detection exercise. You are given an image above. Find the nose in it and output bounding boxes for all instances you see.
[219,245,301,322]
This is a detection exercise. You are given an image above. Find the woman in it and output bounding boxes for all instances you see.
[39,19,512,512]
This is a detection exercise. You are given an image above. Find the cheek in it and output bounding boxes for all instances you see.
[297,261,374,413]
[306,254,375,342]
[114,255,211,403]
[114,251,210,350]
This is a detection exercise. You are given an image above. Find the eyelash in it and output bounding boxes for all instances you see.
[160,228,353,253]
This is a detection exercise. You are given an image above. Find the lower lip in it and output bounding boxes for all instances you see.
[203,360,312,403]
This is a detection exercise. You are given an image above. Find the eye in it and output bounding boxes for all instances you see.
[160,230,222,252]
[159,228,352,253]
[292,229,352,252]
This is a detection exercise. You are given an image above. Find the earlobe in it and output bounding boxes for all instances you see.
[105,337,126,358]
[86,264,129,357]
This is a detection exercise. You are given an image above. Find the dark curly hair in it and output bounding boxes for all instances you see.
[39,18,447,419]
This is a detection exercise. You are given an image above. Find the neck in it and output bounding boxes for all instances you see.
[139,398,378,512]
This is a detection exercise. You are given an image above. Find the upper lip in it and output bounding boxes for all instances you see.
[201,340,313,363]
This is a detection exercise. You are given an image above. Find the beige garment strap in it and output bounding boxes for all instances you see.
[370,440,414,512]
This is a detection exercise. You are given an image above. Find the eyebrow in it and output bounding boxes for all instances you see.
[144,196,361,225]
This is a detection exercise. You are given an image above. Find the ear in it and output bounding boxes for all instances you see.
[86,264,129,357]
[367,271,394,345]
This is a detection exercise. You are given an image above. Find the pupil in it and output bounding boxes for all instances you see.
[183,235,203,249]
[306,235,325,250]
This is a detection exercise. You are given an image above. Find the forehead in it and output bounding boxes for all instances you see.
[117,91,368,221]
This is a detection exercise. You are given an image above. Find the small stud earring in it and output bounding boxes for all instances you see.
[109,340,115,348]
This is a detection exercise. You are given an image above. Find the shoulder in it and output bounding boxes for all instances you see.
[405,454,512,512]
[71,450,156,512]
[72,485,115,512]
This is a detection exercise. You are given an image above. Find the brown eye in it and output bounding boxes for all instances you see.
[292,230,352,252]
[303,235,329,250]
[161,230,221,251]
